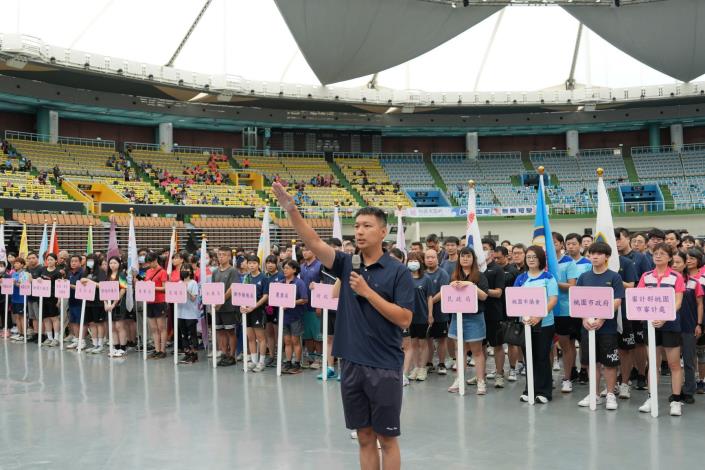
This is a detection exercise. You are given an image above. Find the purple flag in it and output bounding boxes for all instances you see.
[107,218,120,259]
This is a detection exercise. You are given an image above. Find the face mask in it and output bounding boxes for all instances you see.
[138,256,146,264]
[407,261,421,272]
[87,260,95,269]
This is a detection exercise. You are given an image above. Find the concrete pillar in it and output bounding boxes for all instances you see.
[36,109,59,144]
[158,122,173,152]
[670,123,683,151]
[566,129,579,157]
[648,123,661,147]
[465,132,479,159]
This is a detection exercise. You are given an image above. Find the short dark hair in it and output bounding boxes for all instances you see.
[501,240,511,246]
[144,252,158,263]
[444,236,460,246]
[218,246,232,254]
[265,255,278,265]
[648,228,666,240]
[526,245,547,270]
[425,233,439,243]
[665,230,681,241]
[283,259,300,275]
[354,207,387,226]
[614,227,630,239]
[565,232,582,243]
[682,235,696,244]
[70,255,81,263]
[481,238,496,250]
[494,246,509,257]
[552,232,564,245]
[389,248,405,263]
[581,234,593,241]
[246,254,260,263]
[327,237,343,247]
[512,243,526,253]
[411,241,423,249]
[686,248,704,268]
[587,242,612,257]
[633,232,647,241]
[652,242,674,257]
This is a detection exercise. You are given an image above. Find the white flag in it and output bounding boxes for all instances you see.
[595,175,620,273]
[396,208,406,254]
[166,225,176,275]
[466,185,487,272]
[126,213,138,312]
[38,223,48,266]
[257,207,271,270]
[49,222,56,255]
[0,223,6,262]
[199,236,207,287]
[332,206,342,241]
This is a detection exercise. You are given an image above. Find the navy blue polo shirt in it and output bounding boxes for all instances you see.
[67,268,84,307]
[623,250,651,280]
[300,258,322,309]
[426,268,450,322]
[330,251,414,370]
[576,268,625,335]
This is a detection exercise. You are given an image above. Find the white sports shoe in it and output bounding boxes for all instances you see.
[561,380,573,393]
[409,367,419,381]
[578,395,605,407]
[448,378,460,393]
[477,380,487,395]
[639,398,651,413]
[618,383,631,399]
[508,369,518,382]
[605,393,618,410]
[669,401,682,417]
[553,358,561,371]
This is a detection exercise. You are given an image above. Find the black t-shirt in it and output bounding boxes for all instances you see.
[27,266,42,302]
[41,267,62,303]
[484,261,506,319]
[411,274,432,325]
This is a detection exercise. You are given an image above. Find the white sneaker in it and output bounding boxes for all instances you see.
[477,380,487,395]
[10,334,20,341]
[253,363,265,373]
[42,338,53,346]
[466,376,478,385]
[618,383,631,399]
[517,362,526,376]
[416,367,428,381]
[486,371,496,380]
[495,375,506,388]
[448,378,460,393]
[350,431,358,439]
[669,401,682,416]
[487,346,494,357]
[639,398,651,413]
[553,358,561,371]
[469,357,475,367]
[66,340,78,350]
[578,395,605,407]
[561,380,573,393]
[409,367,419,381]
[508,368,518,382]
[451,359,457,371]
[606,393,618,410]
[247,361,256,371]
[535,395,549,404]
[403,375,410,387]
[10,327,18,334]
[91,345,104,354]
[50,339,59,347]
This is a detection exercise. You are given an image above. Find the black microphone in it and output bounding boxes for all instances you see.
[352,254,362,274]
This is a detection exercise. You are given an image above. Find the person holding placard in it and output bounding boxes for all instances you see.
[672,251,703,404]
[263,254,284,368]
[40,253,62,347]
[105,257,128,357]
[178,267,200,365]
[274,182,413,470]
[447,247,489,395]
[242,254,268,372]
[300,245,323,369]
[0,261,8,335]
[424,248,451,376]
[278,259,308,375]
[636,243,685,416]
[406,251,433,383]
[575,243,625,411]
[82,256,106,354]
[65,255,85,350]
[212,247,239,367]
[514,246,558,404]
[10,257,28,342]
[144,253,169,359]
[25,252,41,342]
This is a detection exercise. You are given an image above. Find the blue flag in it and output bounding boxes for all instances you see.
[532,174,558,277]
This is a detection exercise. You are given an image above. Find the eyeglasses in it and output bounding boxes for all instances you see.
[525,255,538,260]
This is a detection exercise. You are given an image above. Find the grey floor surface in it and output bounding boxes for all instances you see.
[0,341,702,470]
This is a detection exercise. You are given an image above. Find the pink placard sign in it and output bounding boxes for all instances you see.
[165,282,187,304]
[625,287,676,321]
[19,281,32,297]
[231,283,257,308]
[568,286,614,319]
[202,282,225,306]
[32,279,51,298]
[505,287,548,318]
[54,279,70,300]
[99,281,120,301]
[135,281,155,302]
[440,285,478,314]
[1,278,14,296]
[75,281,96,301]
[268,282,296,309]
[310,283,338,310]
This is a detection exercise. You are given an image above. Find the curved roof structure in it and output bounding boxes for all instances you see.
[2,0,704,95]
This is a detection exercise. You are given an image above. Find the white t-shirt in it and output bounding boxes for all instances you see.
[178,280,201,320]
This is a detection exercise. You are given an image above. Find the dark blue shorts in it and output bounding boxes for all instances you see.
[69,304,82,324]
[340,360,403,437]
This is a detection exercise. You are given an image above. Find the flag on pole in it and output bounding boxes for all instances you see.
[257,207,271,270]
[18,223,28,259]
[594,168,620,273]
[396,206,406,254]
[86,225,94,255]
[0,222,6,262]
[48,221,57,255]
[107,217,120,259]
[466,181,487,272]
[332,206,342,241]
[38,223,48,265]
[166,224,177,275]
[126,212,138,312]
[199,235,209,351]
[291,239,297,262]
[532,168,559,277]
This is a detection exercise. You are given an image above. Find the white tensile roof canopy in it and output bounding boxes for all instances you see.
[5,0,705,94]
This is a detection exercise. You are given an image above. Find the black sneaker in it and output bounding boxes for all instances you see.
[282,361,292,373]
[629,367,638,382]
[636,375,648,390]
[682,394,695,404]
[570,367,579,382]
[437,364,448,375]
[578,369,589,385]
[668,394,682,403]
[179,353,194,365]
[288,362,302,374]
[426,362,435,373]
[661,361,670,376]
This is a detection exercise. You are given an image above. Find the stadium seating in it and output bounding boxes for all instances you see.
[477,152,524,183]
[334,155,412,208]
[0,171,69,201]
[578,148,629,182]
[177,183,265,207]
[529,151,581,182]
[379,154,435,189]
[69,175,171,205]
[8,138,122,178]
[631,145,684,179]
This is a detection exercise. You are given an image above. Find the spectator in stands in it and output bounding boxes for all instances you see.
[4,157,12,171]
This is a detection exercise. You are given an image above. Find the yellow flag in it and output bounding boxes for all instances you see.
[19,223,28,259]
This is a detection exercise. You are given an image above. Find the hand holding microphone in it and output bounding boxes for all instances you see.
[350,254,371,298]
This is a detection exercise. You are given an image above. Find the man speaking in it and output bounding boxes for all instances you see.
[273,183,413,470]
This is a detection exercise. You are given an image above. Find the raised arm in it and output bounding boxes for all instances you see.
[272,182,335,269]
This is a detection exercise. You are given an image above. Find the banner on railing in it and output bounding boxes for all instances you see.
[403,206,535,218]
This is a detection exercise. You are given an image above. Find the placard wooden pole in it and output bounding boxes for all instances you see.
[647,321,659,417]
[457,312,465,396]
[23,295,27,344]
[211,305,217,369]
[59,298,64,350]
[108,304,114,357]
[142,301,148,361]
[242,312,248,373]
[173,304,179,365]
[78,299,86,353]
[524,320,535,405]
[277,306,285,377]
[3,293,8,338]
[322,308,329,383]
[588,327,597,411]
[37,297,43,348]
